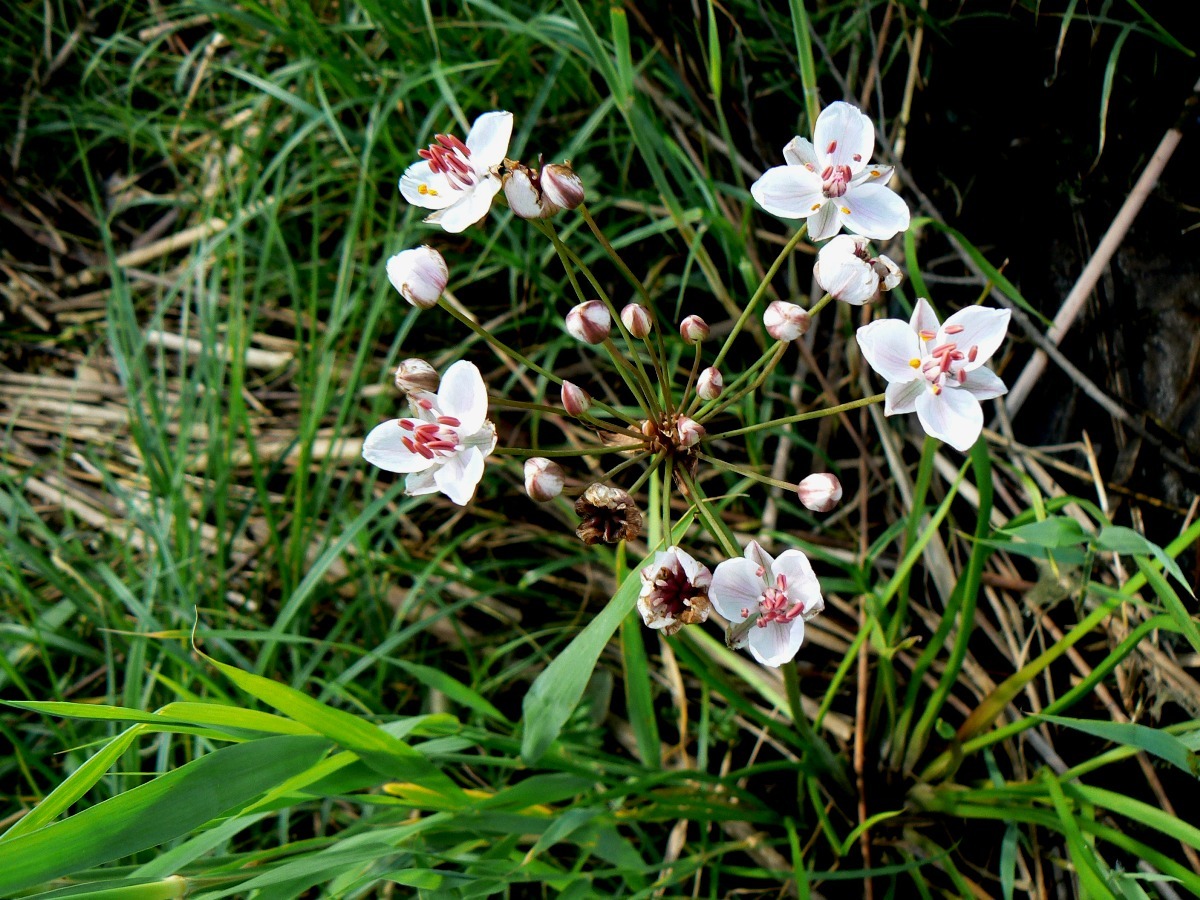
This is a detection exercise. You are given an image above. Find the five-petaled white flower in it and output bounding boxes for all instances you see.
[399,111,513,234]
[709,541,824,668]
[363,360,497,506]
[751,101,910,242]
[813,234,902,306]
[856,298,1010,452]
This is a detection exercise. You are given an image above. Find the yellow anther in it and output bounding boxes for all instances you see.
[810,203,821,211]
[840,206,851,214]
[908,358,921,368]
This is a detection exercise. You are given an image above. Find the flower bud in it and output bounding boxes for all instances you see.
[675,416,705,449]
[565,300,611,344]
[797,473,843,513]
[763,300,810,341]
[524,457,565,502]
[503,165,556,219]
[394,358,439,395]
[697,366,723,401]
[813,235,903,306]
[561,381,592,417]
[621,303,653,339]
[540,163,585,210]
[386,246,448,310]
[679,315,709,343]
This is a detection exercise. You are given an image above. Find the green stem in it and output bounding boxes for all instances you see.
[699,453,796,493]
[493,444,647,458]
[627,450,666,494]
[598,449,652,483]
[711,225,809,371]
[704,393,884,441]
[491,396,642,438]
[694,342,787,422]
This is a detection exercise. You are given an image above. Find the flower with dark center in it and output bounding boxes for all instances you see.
[575,483,643,545]
[638,546,712,635]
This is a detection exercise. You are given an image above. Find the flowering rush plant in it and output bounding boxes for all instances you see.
[364,101,1011,669]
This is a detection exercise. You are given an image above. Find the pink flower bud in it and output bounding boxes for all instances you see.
[524,457,565,501]
[621,303,653,339]
[393,358,439,395]
[565,300,611,344]
[763,300,810,341]
[540,163,585,210]
[679,315,709,343]
[797,473,842,513]
[561,381,592,416]
[503,165,556,219]
[386,246,448,310]
[697,367,723,401]
[675,416,705,449]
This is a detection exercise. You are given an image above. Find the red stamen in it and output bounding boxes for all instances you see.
[968,345,979,363]
[437,416,461,426]
[944,324,964,335]
[827,140,837,154]
[439,133,470,156]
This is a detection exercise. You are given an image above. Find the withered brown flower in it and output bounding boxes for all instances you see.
[574,483,643,545]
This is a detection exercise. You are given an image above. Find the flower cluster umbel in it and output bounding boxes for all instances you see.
[363,102,1010,667]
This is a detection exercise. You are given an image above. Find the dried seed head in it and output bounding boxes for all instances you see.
[797,472,843,513]
[561,381,592,417]
[697,366,723,401]
[763,300,810,341]
[386,246,448,309]
[566,300,611,345]
[394,358,440,395]
[540,162,585,210]
[575,483,643,544]
[621,303,653,339]
[679,315,710,344]
[524,457,565,502]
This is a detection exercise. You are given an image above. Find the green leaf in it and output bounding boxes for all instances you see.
[1039,715,1200,777]
[0,735,331,896]
[200,649,464,797]
[1001,516,1089,548]
[1095,526,1193,596]
[391,660,509,724]
[521,562,642,763]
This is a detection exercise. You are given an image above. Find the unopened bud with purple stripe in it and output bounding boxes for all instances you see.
[525,457,565,501]
[561,381,592,417]
[697,367,723,401]
[566,300,611,344]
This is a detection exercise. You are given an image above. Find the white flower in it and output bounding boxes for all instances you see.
[813,234,902,306]
[386,246,448,309]
[763,300,810,342]
[797,473,843,513]
[638,546,712,635]
[399,111,513,234]
[363,360,497,506]
[750,101,910,242]
[856,298,1010,452]
[709,541,824,668]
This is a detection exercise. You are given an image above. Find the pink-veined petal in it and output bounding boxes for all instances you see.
[772,550,820,601]
[782,136,818,169]
[709,557,765,623]
[939,306,1011,371]
[910,298,940,337]
[840,183,910,240]
[958,366,1008,400]
[806,201,843,241]
[399,161,459,211]
[464,111,513,169]
[743,540,775,578]
[437,360,488,435]
[434,446,485,506]
[424,178,503,233]
[750,165,825,219]
[885,378,925,415]
[748,619,806,668]
[856,318,922,383]
[363,419,436,474]
[916,386,984,452]
[813,102,874,173]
